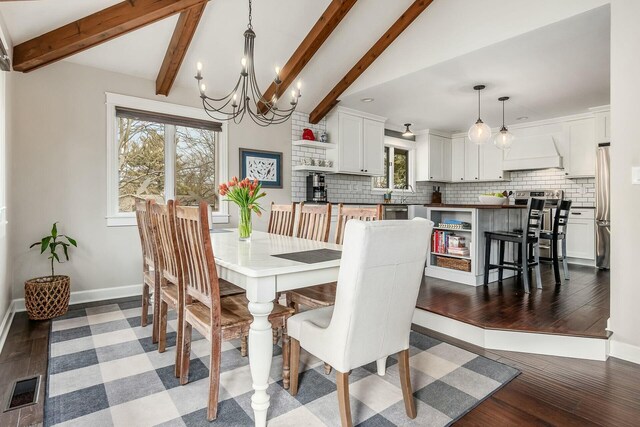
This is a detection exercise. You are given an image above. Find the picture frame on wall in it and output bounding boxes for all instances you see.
[239,148,283,188]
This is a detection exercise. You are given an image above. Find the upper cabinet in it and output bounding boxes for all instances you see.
[479,142,507,181]
[594,110,611,144]
[464,137,480,181]
[451,137,465,182]
[416,133,451,182]
[326,107,386,176]
[564,117,596,178]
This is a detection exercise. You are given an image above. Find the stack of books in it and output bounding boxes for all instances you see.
[431,232,469,257]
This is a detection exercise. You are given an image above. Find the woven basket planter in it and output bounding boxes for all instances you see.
[24,275,70,320]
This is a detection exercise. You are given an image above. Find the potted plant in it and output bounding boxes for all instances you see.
[25,222,77,320]
[219,177,266,241]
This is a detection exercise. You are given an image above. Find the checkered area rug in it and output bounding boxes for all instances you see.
[45,298,519,426]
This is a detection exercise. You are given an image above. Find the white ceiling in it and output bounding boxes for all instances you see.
[0,0,610,120]
[340,5,611,132]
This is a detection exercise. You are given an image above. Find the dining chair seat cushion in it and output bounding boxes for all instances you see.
[186,295,295,336]
[218,279,245,297]
[287,219,432,373]
[288,282,337,308]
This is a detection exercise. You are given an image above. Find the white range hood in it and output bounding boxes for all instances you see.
[503,133,563,171]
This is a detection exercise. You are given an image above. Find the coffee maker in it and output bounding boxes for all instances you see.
[306,173,327,202]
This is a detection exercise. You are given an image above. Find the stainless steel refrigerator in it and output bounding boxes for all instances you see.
[596,143,610,269]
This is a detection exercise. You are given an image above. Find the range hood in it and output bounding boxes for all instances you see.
[503,134,563,171]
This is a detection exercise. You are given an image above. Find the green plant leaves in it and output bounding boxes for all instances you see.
[40,236,52,254]
[65,236,77,247]
[51,222,58,238]
[29,222,78,277]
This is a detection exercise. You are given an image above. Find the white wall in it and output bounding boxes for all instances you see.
[609,0,640,362]
[8,61,290,298]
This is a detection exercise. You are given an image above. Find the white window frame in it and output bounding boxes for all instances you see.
[106,92,229,227]
[371,136,416,192]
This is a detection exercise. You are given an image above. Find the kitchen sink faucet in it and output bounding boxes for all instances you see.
[398,184,415,204]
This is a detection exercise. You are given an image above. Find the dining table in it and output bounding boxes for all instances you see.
[210,228,342,427]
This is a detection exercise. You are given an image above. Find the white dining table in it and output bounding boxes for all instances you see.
[210,229,342,427]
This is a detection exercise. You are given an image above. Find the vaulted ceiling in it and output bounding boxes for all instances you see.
[0,0,610,127]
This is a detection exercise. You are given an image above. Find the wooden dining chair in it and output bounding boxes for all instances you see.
[176,202,295,421]
[135,199,159,343]
[268,202,296,236]
[288,219,433,427]
[296,202,331,242]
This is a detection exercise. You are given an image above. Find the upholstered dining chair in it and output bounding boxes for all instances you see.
[288,219,433,427]
[267,202,296,236]
[135,199,159,343]
[296,202,331,242]
[176,202,295,421]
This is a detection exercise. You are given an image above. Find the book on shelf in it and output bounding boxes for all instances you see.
[447,247,470,256]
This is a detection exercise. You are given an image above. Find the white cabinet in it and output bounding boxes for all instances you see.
[416,133,451,182]
[565,209,595,261]
[479,142,508,181]
[594,110,611,143]
[564,118,596,178]
[326,107,386,176]
[451,137,465,182]
[464,137,479,181]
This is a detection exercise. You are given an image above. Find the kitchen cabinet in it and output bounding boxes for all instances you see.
[565,208,595,261]
[564,118,596,178]
[594,110,611,143]
[451,137,465,181]
[464,137,479,181]
[326,107,386,176]
[479,142,508,181]
[416,133,451,182]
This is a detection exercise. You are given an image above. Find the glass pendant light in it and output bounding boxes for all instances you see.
[493,96,514,150]
[468,85,492,145]
[402,123,414,137]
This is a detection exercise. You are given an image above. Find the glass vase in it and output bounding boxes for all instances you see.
[238,206,252,241]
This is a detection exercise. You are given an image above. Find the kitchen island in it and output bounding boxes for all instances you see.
[418,204,526,286]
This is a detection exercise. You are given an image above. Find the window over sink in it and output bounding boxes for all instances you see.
[372,136,415,192]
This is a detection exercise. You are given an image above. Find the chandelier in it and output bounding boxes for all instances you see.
[195,0,301,126]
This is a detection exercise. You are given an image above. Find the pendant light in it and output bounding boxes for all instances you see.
[468,85,492,145]
[402,123,414,137]
[493,96,514,150]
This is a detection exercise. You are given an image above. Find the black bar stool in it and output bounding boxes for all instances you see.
[483,198,545,293]
[539,199,572,285]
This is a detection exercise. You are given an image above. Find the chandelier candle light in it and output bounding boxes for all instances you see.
[468,85,492,145]
[196,0,302,126]
[493,96,514,150]
[219,177,266,241]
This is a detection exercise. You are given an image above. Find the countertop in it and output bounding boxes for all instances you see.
[424,203,526,209]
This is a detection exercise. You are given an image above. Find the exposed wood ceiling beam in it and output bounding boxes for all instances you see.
[13,0,207,73]
[258,0,358,113]
[156,2,208,96]
[309,0,433,124]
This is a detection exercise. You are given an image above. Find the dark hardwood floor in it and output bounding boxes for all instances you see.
[417,263,610,338]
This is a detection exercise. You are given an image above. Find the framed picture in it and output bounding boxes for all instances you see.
[239,148,283,188]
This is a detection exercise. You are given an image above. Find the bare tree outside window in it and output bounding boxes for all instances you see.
[175,126,218,210]
[394,148,409,188]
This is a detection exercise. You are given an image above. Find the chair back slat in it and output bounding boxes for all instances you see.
[149,201,181,285]
[268,203,296,236]
[135,200,155,270]
[524,198,546,238]
[175,202,221,317]
[553,199,572,236]
[335,204,383,244]
[296,202,331,242]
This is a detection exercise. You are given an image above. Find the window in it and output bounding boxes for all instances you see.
[107,93,228,226]
[372,137,415,191]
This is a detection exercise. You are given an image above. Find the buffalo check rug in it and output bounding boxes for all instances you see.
[44,298,519,426]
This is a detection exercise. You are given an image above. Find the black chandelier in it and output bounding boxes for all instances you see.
[195,0,301,126]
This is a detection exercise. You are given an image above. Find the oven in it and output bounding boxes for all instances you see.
[513,190,564,258]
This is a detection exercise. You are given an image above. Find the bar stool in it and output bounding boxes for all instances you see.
[483,198,545,293]
[539,199,572,285]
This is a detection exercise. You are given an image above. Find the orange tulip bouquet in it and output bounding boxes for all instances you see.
[219,177,266,240]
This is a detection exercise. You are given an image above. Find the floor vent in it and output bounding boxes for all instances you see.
[4,376,41,412]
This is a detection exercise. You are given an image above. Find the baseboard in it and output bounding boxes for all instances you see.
[0,300,16,356]
[413,308,609,361]
[13,283,143,312]
[609,339,640,365]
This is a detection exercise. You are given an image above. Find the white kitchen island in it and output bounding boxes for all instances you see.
[421,204,526,286]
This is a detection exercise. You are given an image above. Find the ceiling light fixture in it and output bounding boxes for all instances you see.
[402,123,414,137]
[360,97,375,103]
[195,0,300,126]
[468,85,492,145]
[494,96,514,150]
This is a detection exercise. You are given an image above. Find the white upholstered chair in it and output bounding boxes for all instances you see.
[287,218,433,427]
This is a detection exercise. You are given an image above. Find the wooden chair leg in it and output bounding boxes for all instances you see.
[152,284,160,344]
[552,237,561,285]
[272,328,279,345]
[483,236,492,285]
[158,300,168,353]
[324,363,332,375]
[289,338,300,396]
[336,371,353,427]
[398,349,417,419]
[282,326,290,390]
[241,335,248,357]
[533,243,543,289]
[141,283,149,327]
[207,333,222,422]
[521,240,530,293]
[562,238,570,280]
[498,241,505,283]
[175,304,183,378]
[180,322,192,385]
